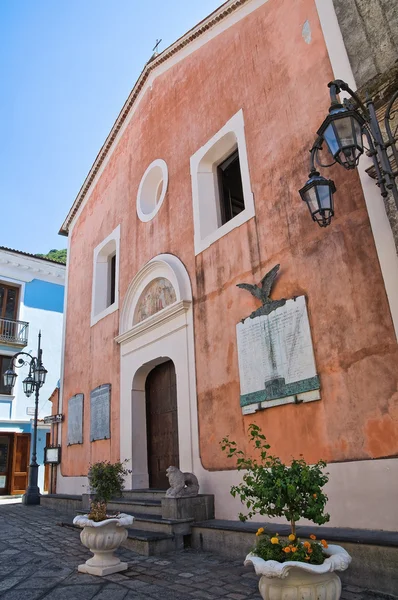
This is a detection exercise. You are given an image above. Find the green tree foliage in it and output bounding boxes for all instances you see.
[87,460,131,521]
[35,249,67,264]
[220,424,330,536]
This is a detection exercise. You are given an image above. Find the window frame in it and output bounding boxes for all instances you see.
[217,149,245,225]
[91,225,120,326]
[190,109,255,255]
[0,283,20,321]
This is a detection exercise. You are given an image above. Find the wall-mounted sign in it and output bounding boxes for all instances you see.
[90,384,111,442]
[236,295,320,411]
[26,407,35,416]
[43,414,63,424]
[68,394,84,445]
[44,446,61,464]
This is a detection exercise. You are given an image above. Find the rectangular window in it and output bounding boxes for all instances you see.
[108,253,116,307]
[0,284,19,321]
[217,150,245,225]
[0,356,12,395]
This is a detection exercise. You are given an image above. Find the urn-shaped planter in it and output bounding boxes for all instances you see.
[245,544,351,600]
[73,513,134,576]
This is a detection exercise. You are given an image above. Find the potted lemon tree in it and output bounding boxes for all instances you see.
[73,460,134,576]
[221,424,351,600]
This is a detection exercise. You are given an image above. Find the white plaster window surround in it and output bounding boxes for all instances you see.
[91,225,120,326]
[137,159,168,222]
[190,109,255,255]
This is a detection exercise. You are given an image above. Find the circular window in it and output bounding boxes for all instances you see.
[137,159,168,222]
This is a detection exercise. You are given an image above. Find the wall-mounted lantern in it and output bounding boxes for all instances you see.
[300,79,398,227]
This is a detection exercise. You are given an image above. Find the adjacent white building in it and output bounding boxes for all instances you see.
[0,247,65,495]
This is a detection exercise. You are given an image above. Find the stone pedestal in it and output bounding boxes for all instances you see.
[161,494,215,521]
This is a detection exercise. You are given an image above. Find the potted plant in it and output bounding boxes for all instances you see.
[221,424,351,600]
[73,460,134,576]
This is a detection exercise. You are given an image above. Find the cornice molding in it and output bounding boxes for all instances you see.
[0,250,65,283]
[115,300,191,345]
[59,0,257,236]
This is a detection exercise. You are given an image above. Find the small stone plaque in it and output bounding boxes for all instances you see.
[236,295,320,409]
[90,384,111,442]
[67,394,83,445]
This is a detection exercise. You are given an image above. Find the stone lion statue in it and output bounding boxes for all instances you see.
[165,466,199,498]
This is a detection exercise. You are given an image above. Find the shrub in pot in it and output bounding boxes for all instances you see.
[221,424,351,600]
[73,460,134,576]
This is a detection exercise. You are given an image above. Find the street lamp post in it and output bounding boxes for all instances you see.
[300,79,398,226]
[3,332,47,505]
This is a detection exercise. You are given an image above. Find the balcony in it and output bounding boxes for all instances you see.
[0,318,29,347]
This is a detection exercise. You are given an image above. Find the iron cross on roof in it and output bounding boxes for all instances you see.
[153,39,162,53]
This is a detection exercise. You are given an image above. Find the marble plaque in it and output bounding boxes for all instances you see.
[67,394,83,445]
[90,384,111,442]
[236,295,320,408]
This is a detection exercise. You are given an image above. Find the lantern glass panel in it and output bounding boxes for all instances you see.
[23,376,35,398]
[305,186,319,214]
[353,118,364,150]
[317,184,333,210]
[3,369,17,389]
[323,123,340,157]
[34,365,47,387]
[334,115,356,149]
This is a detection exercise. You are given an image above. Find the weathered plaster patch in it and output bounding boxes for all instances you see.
[302,20,312,44]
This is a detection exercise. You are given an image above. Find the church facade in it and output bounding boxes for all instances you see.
[57,0,398,530]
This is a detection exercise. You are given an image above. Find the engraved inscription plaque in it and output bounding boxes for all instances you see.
[68,394,83,445]
[236,295,320,408]
[90,384,111,442]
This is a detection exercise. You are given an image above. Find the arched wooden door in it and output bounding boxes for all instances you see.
[145,360,179,489]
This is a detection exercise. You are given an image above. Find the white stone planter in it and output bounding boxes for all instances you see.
[245,544,351,600]
[73,513,134,576]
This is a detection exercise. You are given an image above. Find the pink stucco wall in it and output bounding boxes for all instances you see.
[61,0,398,477]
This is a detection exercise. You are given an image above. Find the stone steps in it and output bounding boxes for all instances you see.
[41,490,215,558]
[127,513,193,535]
[107,498,163,516]
[123,528,180,556]
[122,489,166,501]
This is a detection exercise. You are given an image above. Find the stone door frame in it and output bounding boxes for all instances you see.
[116,254,197,489]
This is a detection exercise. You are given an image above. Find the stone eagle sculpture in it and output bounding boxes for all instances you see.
[237,264,286,319]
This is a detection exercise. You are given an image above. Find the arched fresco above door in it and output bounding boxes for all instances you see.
[133,277,177,324]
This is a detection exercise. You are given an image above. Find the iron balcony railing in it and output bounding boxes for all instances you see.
[0,318,29,346]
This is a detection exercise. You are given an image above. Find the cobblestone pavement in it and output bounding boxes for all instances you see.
[0,503,392,600]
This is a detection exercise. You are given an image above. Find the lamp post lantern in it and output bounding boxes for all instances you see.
[3,332,47,505]
[300,79,398,226]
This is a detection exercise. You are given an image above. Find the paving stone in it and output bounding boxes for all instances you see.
[39,584,102,600]
[91,584,129,600]
[190,590,218,600]
[118,579,150,589]
[0,503,393,600]
[0,577,22,592]
[0,590,45,600]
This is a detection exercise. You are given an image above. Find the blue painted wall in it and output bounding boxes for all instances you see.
[24,279,64,313]
[0,420,31,433]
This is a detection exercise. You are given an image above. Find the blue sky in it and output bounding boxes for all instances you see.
[0,0,222,254]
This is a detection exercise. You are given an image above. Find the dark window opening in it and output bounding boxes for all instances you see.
[0,284,19,321]
[217,150,245,225]
[108,254,116,307]
[0,356,12,395]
